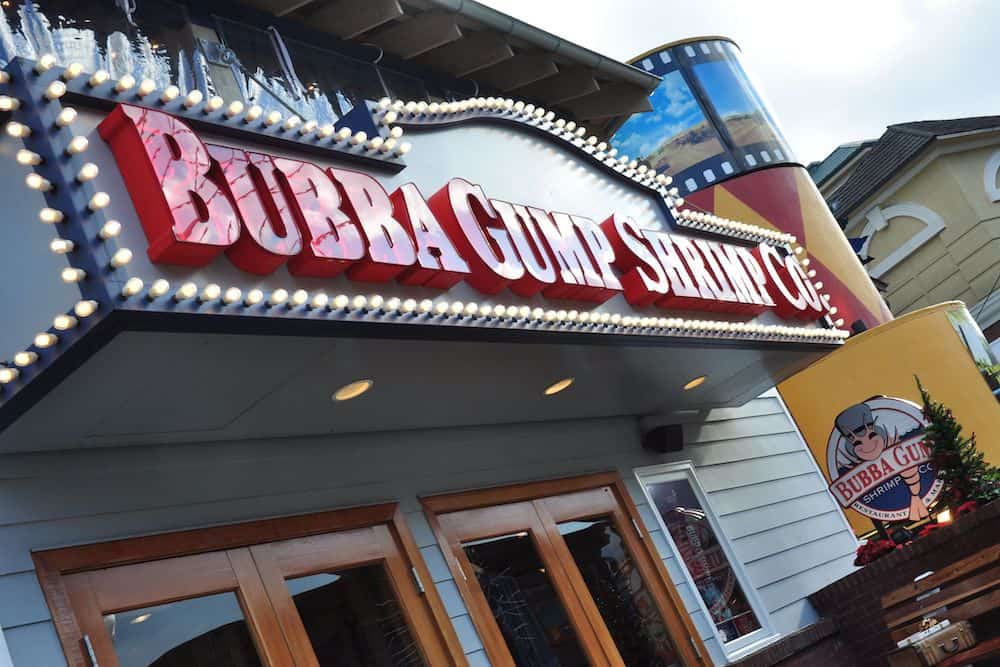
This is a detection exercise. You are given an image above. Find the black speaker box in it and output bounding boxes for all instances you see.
[642,424,684,453]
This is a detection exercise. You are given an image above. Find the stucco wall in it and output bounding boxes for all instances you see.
[846,140,1000,320]
[0,392,857,666]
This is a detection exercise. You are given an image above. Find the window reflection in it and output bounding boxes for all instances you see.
[463,532,589,666]
[612,70,725,178]
[0,0,202,91]
[287,566,426,666]
[104,592,262,666]
[647,479,762,643]
[559,518,681,667]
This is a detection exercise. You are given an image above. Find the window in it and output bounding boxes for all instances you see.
[34,505,465,667]
[423,472,709,666]
[638,462,777,659]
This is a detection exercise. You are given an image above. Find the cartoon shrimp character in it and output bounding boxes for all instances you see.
[834,402,929,521]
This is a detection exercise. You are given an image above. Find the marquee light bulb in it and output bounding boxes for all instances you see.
[318,124,334,138]
[290,289,308,307]
[99,220,122,239]
[62,62,84,80]
[175,282,197,301]
[114,74,135,93]
[16,149,41,165]
[389,126,404,139]
[244,288,263,306]
[382,110,398,125]
[369,294,384,310]
[53,314,77,330]
[39,208,64,224]
[205,96,224,113]
[76,162,99,182]
[311,292,329,309]
[137,78,156,96]
[674,197,685,207]
[282,115,301,131]
[35,53,57,73]
[401,298,417,313]
[269,288,288,306]
[532,307,544,320]
[380,138,396,153]
[56,107,77,127]
[350,131,367,146]
[245,105,263,123]
[0,367,20,384]
[351,294,367,310]
[66,135,89,155]
[74,300,98,318]
[335,127,352,141]
[89,70,110,87]
[121,277,144,297]
[14,351,37,367]
[49,238,74,253]
[6,122,31,138]
[181,89,202,109]
[148,279,170,299]
[385,296,401,312]
[34,332,58,349]
[225,100,244,118]
[222,287,242,305]
[26,173,52,191]
[264,110,282,126]
[299,119,317,135]
[200,283,221,302]
[88,192,111,211]
[434,301,449,315]
[464,302,478,316]
[394,142,411,156]
[367,136,383,151]
[0,96,20,111]
[332,294,349,310]
[109,248,133,268]
[418,299,433,314]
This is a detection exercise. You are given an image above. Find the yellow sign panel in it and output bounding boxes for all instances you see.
[779,302,1000,535]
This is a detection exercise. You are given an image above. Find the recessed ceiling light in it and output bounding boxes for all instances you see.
[333,379,374,402]
[544,377,574,396]
[131,613,152,624]
[684,375,707,391]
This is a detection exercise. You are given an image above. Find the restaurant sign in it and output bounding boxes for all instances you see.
[100,104,826,321]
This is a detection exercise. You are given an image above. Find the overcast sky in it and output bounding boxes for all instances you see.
[480,0,1000,164]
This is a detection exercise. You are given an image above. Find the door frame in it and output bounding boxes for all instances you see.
[33,503,466,667]
[421,471,712,666]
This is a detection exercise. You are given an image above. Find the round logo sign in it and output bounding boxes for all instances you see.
[825,396,942,522]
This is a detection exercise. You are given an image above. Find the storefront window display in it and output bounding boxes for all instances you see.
[640,463,777,657]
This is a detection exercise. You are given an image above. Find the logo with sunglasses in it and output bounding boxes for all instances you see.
[826,396,942,522]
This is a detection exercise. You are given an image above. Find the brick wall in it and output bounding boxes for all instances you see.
[808,500,1000,667]
[728,618,858,667]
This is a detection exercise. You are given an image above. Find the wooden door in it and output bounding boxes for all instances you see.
[425,474,710,666]
[36,504,465,667]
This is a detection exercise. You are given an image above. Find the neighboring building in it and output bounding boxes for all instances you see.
[811,117,1000,347]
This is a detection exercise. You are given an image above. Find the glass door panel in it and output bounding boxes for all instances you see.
[62,550,294,667]
[285,566,425,666]
[436,502,613,666]
[557,518,681,667]
[103,592,263,667]
[250,524,450,667]
[463,531,589,666]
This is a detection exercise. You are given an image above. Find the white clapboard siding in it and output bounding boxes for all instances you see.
[0,393,856,666]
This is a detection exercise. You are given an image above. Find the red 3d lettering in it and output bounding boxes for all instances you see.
[98,104,241,265]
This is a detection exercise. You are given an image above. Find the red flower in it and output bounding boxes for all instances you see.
[854,539,896,566]
[957,500,978,516]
